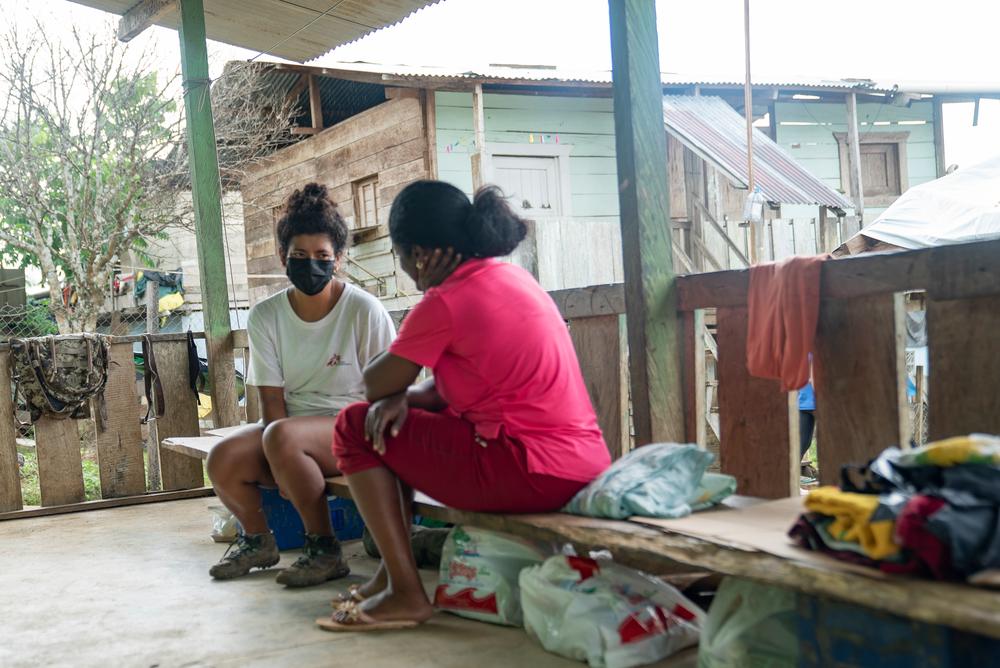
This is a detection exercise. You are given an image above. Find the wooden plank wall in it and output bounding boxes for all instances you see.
[715,307,799,498]
[0,352,21,511]
[93,343,147,498]
[241,95,430,307]
[35,417,85,507]
[155,340,205,491]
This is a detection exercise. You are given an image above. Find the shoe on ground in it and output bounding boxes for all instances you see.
[275,534,350,587]
[209,532,280,580]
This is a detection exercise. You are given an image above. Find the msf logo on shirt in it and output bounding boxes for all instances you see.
[326,353,350,368]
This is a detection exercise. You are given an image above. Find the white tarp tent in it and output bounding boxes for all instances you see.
[848,154,1000,250]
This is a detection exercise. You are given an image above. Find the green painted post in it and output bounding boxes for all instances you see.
[178,0,239,427]
[608,0,684,445]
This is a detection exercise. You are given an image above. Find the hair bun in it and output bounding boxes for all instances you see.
[286,182,333,215]
[468,186,528,257]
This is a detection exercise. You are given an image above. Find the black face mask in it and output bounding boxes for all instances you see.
[286,257,335,296]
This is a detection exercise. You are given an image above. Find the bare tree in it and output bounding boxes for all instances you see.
[0,22,298,333]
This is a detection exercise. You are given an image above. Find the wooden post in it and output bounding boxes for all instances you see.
[845,93,865,224]
[308,74,323,132]
[933,98,947,178]
[716,307,798,498]
[94,343,148,497]
[0,352,22,511]
[422,89,439,180]
[569,315,630,460]
[470,83,488,190]
[609,0,684,444]
[35,417,85,507]
[814,294,909,485]
[178,0,239,428]
[681,310,707,447]
[155,340,205,491]
[145,280,159,334]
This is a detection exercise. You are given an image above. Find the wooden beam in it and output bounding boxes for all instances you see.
[681,310,707,447]
[845,93,865,223]
[178,0,239,428]
[290,127,322,136]
[422,89,439,179]
[308,74,323,131]
[0,352,22,512]
[716,307,798,498]
[93,343,147,498]
[609,0,684,445]
[470,83,488,190]
[814,294,908,485]
[694,198,749,267]
[117,0,175,42]
[569,315,630,459]
[928,295,1000,440]
[547,283,626,320]
[155,340,205,491]
[677,237,1000,311]
[35,417,85,507]
[933,98,947,178]
[0,487,213,522]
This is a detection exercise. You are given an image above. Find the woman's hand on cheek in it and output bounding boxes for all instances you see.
[417,247,462,291]
[364,392,409,455]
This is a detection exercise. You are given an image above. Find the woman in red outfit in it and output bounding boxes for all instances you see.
[319,180,610,632]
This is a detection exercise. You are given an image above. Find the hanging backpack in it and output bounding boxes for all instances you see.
[10,334,111,427]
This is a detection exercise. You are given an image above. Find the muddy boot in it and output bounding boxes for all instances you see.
[209,532,280,580]
[275,534,350,587]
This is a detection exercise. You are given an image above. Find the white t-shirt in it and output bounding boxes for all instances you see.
[246,283,396,417]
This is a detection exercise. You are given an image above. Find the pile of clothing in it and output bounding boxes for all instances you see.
[789,434,1000,581]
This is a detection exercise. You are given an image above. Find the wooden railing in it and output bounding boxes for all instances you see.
[0,284,631,517]
[0,331,254,517]
[677,237,1000,498]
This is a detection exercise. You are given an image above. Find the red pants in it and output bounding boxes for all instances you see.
[332,403,586,513]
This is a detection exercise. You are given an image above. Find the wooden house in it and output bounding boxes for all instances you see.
[240,62,874,308]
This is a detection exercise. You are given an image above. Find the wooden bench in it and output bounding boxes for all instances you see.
[160,426,248,461]
[322,475,1000,640]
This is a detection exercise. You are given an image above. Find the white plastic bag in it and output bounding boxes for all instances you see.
[434,526,548,626]
[520,555,703,668]
[209,505,238,543]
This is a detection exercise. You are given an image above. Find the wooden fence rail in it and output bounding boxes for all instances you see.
[0,283,631,517]
[677,237,1000,498]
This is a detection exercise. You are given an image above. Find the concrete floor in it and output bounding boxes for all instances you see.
[0,498,698,668]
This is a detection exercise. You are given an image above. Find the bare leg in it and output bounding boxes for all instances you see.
[262,416,339,536]
[206,425,274,534]
[340,468,433,623]
[355,482,413,599]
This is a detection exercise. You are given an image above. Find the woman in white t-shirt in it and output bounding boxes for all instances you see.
[207,183,395,586]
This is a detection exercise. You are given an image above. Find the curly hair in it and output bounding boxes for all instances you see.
[275,182,348,258]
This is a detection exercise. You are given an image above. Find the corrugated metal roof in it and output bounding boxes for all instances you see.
[64,1,439,62]
[301,60,896,93]
[663,95,853,210]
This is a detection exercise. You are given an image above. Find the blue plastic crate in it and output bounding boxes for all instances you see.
[259,487,365,550]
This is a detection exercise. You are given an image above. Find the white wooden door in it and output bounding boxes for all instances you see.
[491,155,562,217]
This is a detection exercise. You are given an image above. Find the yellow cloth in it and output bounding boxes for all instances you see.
[158,292,184,314]
[905,434,1000,467]
[805,486,900,560]
[197,394,212,419]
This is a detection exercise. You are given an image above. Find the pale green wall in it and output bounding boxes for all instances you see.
[435,91,620,219]
[775,99,938,218]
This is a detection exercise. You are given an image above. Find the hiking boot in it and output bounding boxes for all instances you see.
[275,534,350,587]
[209,532,280,580]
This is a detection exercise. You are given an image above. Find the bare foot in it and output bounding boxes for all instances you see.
[357,562,389,599]
[336,588,434,625]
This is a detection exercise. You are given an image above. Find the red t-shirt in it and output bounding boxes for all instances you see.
[389,259,610,482]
